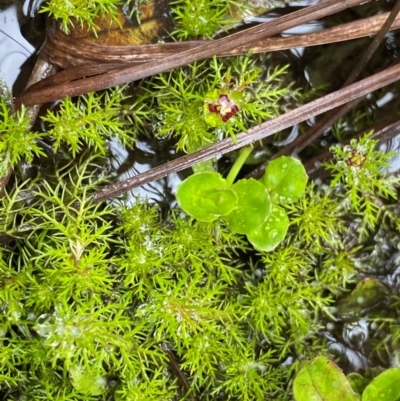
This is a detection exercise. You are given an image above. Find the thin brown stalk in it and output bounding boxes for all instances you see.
[91,61,400,202]
[15,0,366,107]
[41,12,400,69]
[247,0,400,179]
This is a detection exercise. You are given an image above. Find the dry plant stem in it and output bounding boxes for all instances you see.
[160,343,196,401]
[41,12,400,69]
[91,61,400,203]
[15,0,366,107]
[23,57,57,128]
[248,0,400,179]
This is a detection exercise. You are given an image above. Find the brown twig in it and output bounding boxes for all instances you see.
[40,12,400,69]
[247,0,400,179]
[160,343,196,401]
[91,61,400,202]
[15,0,366,107]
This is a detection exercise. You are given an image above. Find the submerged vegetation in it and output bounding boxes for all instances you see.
[1,0,400,399]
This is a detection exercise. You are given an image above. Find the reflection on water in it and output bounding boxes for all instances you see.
[109,137,180,210]
[327,335,370,372]
[325,220,400,373]
[0,2,34,89]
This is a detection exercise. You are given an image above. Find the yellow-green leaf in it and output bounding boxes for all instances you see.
[293,356,360,401]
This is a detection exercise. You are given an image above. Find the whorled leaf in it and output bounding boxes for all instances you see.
[70,366,107,396]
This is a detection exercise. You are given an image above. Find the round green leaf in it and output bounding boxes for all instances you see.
[293,356,360,401]
[176,172,237,222]
[224,179,271,234]
[362,368,400,401]
[246,204,289,252]
[261,156,308,204]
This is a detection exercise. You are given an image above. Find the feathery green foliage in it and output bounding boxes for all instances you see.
[1,0,400,397]
[324,133,398,233]
[0,100,45,175]
[170,0,248,39]
[1,129,398,399]
[42,88,135,156]
[40,0,122,34]
[129,55,294,152]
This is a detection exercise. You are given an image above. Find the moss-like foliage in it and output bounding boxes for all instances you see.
[0,102,45,175]
[1,1,399,397]
[129,56,294,152]
[1,91,399,399]
[0,160,339,400]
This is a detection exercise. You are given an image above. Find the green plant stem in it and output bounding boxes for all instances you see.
[226,146,253,186]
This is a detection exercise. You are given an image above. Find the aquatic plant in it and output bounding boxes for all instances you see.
[170,0,247,39]
[1,0,400,399]
[176,154,307,251]
[128,55,292,153]
[1,80,399,400]
[39,0,123,34]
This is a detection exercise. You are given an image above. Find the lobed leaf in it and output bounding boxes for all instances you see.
[176,172,237,222]
[262,156,308,204]
[225,178,271,235]
[246,204,289,252]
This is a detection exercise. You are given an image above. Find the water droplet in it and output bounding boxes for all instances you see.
[331,380,340,388]
[269,230,278,240]
[326,322,335,331]
[370,322,379,331]
[71,326,82,337]
[96,377,108,388]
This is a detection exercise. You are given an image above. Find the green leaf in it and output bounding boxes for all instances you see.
[224,179,271,234]
[336,278,389,318]
[176,172,237,222]
[261,156,308,204]
[246,204,289,252]
[293,356,360,401]
[347,373,371,395]
[362,368,400,401]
